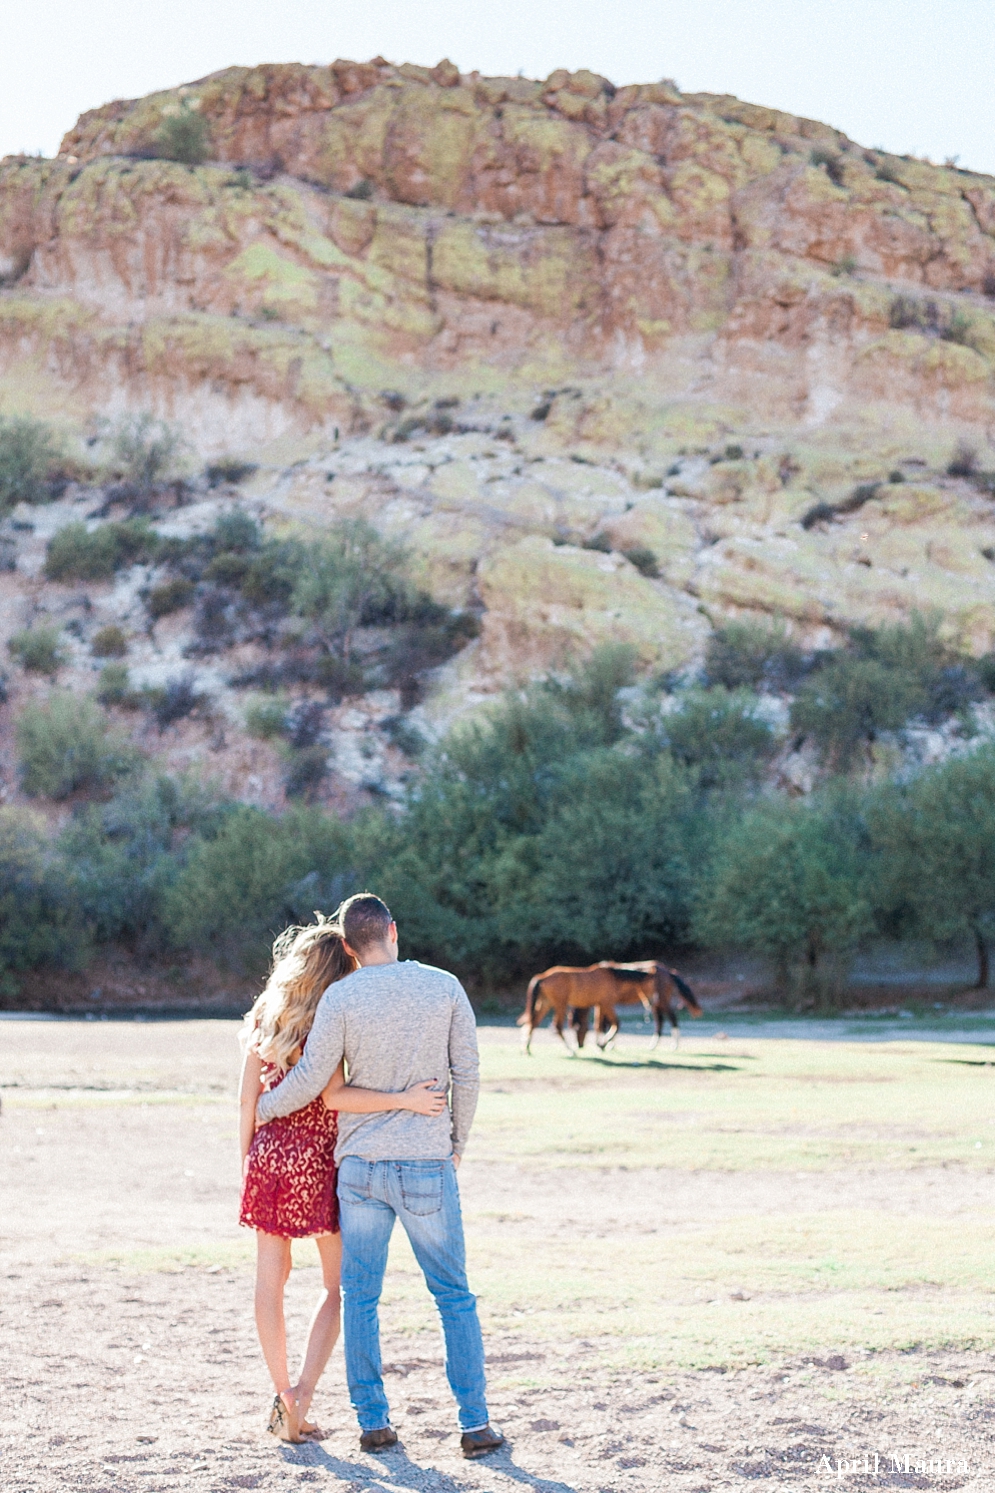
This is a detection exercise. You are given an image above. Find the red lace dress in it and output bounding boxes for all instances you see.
[239,1051,339,1238]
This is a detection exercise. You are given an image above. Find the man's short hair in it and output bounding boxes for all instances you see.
[340,893,393,953]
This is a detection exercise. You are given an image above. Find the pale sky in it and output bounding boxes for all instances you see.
[3,0,994,176]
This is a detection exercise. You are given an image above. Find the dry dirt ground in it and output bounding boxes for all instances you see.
[2,1018,995,1492]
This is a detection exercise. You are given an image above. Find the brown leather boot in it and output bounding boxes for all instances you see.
[360,1426,398,1452]
[460,1425,505,1459]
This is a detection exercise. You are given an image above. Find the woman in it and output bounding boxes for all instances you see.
[238,915,445,1443]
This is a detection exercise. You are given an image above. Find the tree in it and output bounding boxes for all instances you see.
[291,520,406,664]
[0,808,79,981]
[695,792,873,1002]
[867,745,995,987]
[0,416,60,512]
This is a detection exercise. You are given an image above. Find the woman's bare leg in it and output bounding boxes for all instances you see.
[254,1231,300,1434]
[293,1232,342,1425]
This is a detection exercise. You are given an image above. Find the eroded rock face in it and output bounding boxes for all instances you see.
[2,59,995,685]
[0,59,991,419]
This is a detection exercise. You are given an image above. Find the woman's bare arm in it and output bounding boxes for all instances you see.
[322,1060,446,1116]
[239,1049,264,1162]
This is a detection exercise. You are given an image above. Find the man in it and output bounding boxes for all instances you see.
[255,892,504,1460]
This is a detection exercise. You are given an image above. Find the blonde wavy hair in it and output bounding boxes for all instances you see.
[241,914,357,1072]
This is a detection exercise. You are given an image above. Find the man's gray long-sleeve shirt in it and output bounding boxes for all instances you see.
[255,960,480,1163]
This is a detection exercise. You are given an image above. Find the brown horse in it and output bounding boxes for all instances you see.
[518,961,701,1054]
[589,962,703,1050]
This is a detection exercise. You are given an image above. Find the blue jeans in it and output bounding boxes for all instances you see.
[337,1156,489,1433]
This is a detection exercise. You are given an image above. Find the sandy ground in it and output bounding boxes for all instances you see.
[2,1019,995,1492]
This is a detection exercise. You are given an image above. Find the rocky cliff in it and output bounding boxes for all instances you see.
[3,57,995,756]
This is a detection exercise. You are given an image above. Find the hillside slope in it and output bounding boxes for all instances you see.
[2,57,995,801]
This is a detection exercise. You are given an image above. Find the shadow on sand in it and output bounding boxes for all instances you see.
[279,1437,579,1492]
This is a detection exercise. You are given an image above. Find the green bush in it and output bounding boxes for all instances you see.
[205,459,257,487]
[661,688,775,787]
[95,663,134,706]
[790,656,919,768]
[154,107,211,166]
[90,625,127,658]
[9,625,66,676]
[0,416,61,512]
[146,577,194,618]
[244,697,290,740]
[283,745,329,800]
[45,519,158,581]
[16,694,140,799]
[622,546,660,578]
[110,414,182,489]
[290,519,407,657]
[705,619,807,692]
[56,775,217,947]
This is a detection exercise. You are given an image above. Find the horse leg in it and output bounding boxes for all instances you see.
[670,1006,681,1050]
[572,1006,590,1050]
[553,1003,574,1054]
[649,1000,663,1051]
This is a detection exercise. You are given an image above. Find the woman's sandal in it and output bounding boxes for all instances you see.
[266,1391,303,1443]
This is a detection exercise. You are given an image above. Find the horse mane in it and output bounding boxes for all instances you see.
[608,966,653,983]
[666,967,701,1012]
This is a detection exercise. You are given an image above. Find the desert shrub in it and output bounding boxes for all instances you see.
[0,808,80,979]
[109,414,182,489]
[55,774,216,947]
[790,655,920,768]
[96,663,134,706]
[695,791,874,1004]
[622,546,660,578]
[382,715,428,759]
[9,625,66,676]
[203,552,251,586]
[283,745,329,800]
[943,311,974,347]
[947,440,978,478]
[848,612,984,725]
[212,510,261,553]
[244,696,290,740]
[45,519,158,581]
[240,538,305,608]
[16,694,140,799]
[143,675,207,729]
[161,805,353,964]
[0,416,61,512]
[582,531,612,553]
[290,519,407,658]
[205,460,257,487]
[660,688,776,787]
[810,148,845,185]
[90,625,127,658]
[146,577,194,618]
[154,106,211,166]
[286,701,325,750]
[704,619,807,692]
[381,610,481,706]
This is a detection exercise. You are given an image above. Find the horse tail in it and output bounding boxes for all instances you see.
[517,974,543,1027]
[669,968,702,1015]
